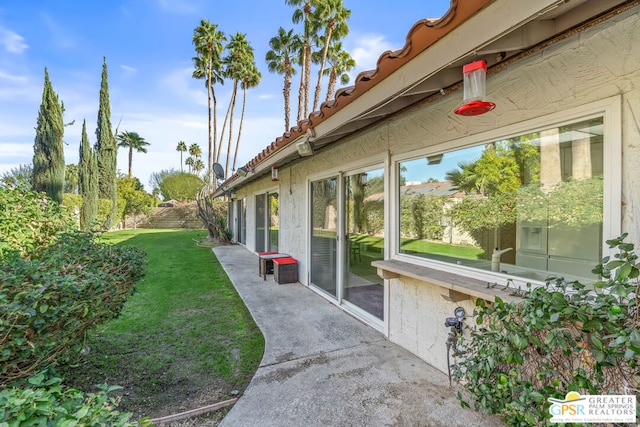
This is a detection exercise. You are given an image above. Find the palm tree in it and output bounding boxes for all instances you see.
[185,156,195,174]
[233,63,261,172]
[322,40,354,102]
[192,20,226,186]
[176,140,187,172]
[222,32,254,179]
[188,143,202,161]
[286,0,314,121]
[266,27,301,131]
[312,0,351,112]
[193,158,205,176]
[117,131,150,178]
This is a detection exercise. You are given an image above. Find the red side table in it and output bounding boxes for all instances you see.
[273,257,298,284]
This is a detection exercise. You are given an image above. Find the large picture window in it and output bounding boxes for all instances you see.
[398,117,604,282]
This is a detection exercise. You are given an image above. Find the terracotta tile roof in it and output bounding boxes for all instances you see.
[239,0,494,173]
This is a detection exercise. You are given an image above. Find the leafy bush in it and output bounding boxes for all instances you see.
[453,234,639,425]
[0,232,146,385]
[0,372,152,426]
[158,172,203,202]
[0,179,74,259]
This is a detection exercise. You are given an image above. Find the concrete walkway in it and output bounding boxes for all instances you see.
[214,245,504,427]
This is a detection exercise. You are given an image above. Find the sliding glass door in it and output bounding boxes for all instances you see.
[310,177,338,298]
[343,168,385,320]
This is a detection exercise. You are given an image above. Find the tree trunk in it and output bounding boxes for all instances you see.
[232,83,247,171]
[206,50,213,186]
[128,145,133,177]
[326,68,337,103]
[225,81,238,179]
[313,28,332,112]
[284,65,292,131]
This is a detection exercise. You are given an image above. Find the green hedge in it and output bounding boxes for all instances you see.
[0,232,146,386]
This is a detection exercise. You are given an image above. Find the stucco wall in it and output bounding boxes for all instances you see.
[234,8,640,373]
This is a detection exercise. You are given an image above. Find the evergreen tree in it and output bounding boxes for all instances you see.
[32,67,65,204]
[94,57,118,228]
[79,119,98,230]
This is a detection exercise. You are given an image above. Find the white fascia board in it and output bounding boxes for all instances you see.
[313,0,565,138]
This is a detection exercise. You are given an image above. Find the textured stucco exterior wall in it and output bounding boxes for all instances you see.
[232,8,640,373]
[385,8,640,370]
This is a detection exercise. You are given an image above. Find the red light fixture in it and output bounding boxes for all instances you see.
[454,60,495,116]
[271,166,279,181]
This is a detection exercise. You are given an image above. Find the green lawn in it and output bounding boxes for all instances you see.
[60,229,264,419]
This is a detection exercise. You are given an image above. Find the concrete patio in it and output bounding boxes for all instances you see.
[213,245,504,427]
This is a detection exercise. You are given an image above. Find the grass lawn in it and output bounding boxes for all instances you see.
[60,229,264,420]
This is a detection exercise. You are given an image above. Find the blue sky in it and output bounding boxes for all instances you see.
[0,0,450,190]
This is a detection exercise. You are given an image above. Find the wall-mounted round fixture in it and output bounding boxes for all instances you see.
[454,307,466,320]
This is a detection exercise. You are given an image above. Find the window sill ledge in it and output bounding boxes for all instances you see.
[372,259,522,303]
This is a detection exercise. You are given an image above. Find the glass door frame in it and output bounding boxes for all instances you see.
[340,164,386,330]
[306,160,388,333]
[308,175,342,300]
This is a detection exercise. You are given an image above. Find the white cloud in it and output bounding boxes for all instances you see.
[347,33,395,81]
[0,25,28,54]
[0,69,28,83]
[160,67,207,107]
[120,64,138,75]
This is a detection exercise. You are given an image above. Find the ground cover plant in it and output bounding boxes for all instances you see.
[453,234,640,426]
[60,229,265,420]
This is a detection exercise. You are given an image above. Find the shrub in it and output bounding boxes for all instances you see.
[0,232,146,385]
[453,234,639,425]
[158,172,203,202]
[0,179,74,259]
[0,372,152,426]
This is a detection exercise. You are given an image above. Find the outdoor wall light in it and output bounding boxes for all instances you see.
[297,128,316,156]
[296,139,314,156]
[454,60,496,116]
[271,166,279,181]
[237,166,255,177]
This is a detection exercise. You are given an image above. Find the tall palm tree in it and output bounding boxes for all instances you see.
[222,32,254,179]
[266,27,301,131]
[286,0,314,121]
[233,63,261,172]
[321,40,355,102]
[176,140,187,172]
[117,131,150,178]
[192,20,226,187]
[312,0,351,112]
[188,143,202,161]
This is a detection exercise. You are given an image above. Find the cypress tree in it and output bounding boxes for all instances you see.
[32,67,65,203]
[79,119,99,230]
[94,57,118,229]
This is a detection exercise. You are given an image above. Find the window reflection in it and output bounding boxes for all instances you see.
[398,117,603,282]
[345,167,384,320]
